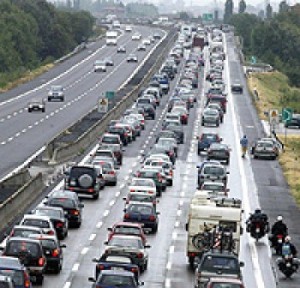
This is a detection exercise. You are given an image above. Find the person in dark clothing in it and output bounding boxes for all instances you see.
[246,209,269,234]
[270,216,288,246]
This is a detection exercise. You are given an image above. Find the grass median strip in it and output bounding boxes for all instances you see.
[248,71,300,205]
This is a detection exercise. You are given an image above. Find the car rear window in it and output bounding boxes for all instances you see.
[211,283,241,288]
[139,171,156,178]
[22,219,50,229]
[203,166,224,176]
[13,229,42,238]
[100,275,135,286]
[70,167,96,178]
[0,269,24,286]
[129,194,154,202]
[6,241,41,257]
[109,237,142,249]
[201,256,239,271]
[35,209,62,219]
[40,239,57,250]
[48,198,76,209]
[127,204,153,215]
[114,226,140,236]
[102,136,119,144]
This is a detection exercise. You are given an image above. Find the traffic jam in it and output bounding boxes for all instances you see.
[0,23,293,288]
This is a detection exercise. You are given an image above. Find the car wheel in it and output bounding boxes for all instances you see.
[92,192,99,200]
[226,159,230,165]
[169,179,173,186]
[48,98,52,102]
[143,260,148,271]
[113,181,117,186]
[216,121,220,127]
[54,263,62,274]
[42,108,45,113]
[201,122,204,126]
[28,109,32,113]
[152,225,158,233]
[35,275,44,285]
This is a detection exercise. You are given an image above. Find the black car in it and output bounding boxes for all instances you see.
[32,206,68,240]
[136,104,155,120]
[124,202,159,233]
[64,164,104,199]
[231,83,243,93]
[107,125,129,146]
[155,130,178,143]
[284,113,300,128]
[45,190,84,228]
[3,237,46,285]
[163,124,184,144]
[29,234,66,274]
[207,143,231,164]
[0,256,32,288]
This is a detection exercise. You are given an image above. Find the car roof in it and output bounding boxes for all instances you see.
[49,189,78,199]
[0,256,23,269]
[113,222,143,228]
[12,225,43,231]
[99,269,134,276]
[6,237,42,245]
[21,214,51,221]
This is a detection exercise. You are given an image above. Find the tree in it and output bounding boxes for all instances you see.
[238,0,246,13]
[223,0,234,23]
[266,3,273,19]
[279,1,289,13]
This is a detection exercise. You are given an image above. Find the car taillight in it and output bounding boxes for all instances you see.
[130,189,135,192]
[38,257,45,267]
[124,213,130,219]
[148,191,154,194]
[88,188,95,192]
[68,187,74,191]
[157,173,162,182]
[109,171,115,175]
[52,249,59,257]
[24,272,31,288]
[131,267,138,273]
[169,170,173,176]
[97,264,105,270]
[48,230,55,236]
[149,215,156,221]
[168,151,174,156]
[137,252,144,258]
[56,222,63,228]
[71,209,79,216]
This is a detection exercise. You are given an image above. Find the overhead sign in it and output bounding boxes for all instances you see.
[202,13,213,21]
[98,98,108,113]
[251,56,257,64]
[105,91,115,100]
[282,108,293,122]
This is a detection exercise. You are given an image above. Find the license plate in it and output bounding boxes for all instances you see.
[112,267,124,271]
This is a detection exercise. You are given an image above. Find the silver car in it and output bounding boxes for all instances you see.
[92,160,117,186]
[252,139,278,160]
[201,108,220,127]
[48,85,64,102]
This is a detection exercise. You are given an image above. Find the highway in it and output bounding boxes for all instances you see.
[0,24,300,288]
[0,25,165,180]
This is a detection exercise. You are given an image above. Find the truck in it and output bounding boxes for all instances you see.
[106,30,118,46]
[192,34,208,50]
[186,192,243,268]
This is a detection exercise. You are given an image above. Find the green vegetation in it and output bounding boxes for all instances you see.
[248,72,300,205]
[126,2,158,18]
[0,0,95,89]
[229,6,300,87]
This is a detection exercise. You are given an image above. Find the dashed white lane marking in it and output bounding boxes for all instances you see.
[165,278,171,288]
[177,210,182,217]
[89,234,96,241]
[81,247,89,255]
[120,184,125,189]
[166,261,172,270]
[7,137,13,142]
[63,282,71,288]
[96,221,103,229]
[6,115,11,119]
[124,176,129,181]
[175,221,180,228]
[180,191,185,197]
[103,210,109,217]
[109,200,115,207]
[72,263,80,271]
[132,162,137,167]
[115,191,120,197]
[172,231,177,240]
[169,246,175,254]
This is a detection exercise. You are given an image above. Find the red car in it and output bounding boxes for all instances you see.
[107,222,147,245]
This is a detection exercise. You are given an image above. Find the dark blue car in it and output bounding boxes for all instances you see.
[0,256,32,288]
[88,270,143,288]
[197,132,222,154]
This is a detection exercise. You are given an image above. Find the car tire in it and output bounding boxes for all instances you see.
[78,174,93,188]
[42,108,45,113]
[36,275,44,285]
[226,159,230,165]
[169,179,173,186]
[113,181,117,186]
[28,109,32,113]
[92,192,99,200]
[152,225,158,233]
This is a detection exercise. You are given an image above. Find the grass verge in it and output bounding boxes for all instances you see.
[248,71,300,205]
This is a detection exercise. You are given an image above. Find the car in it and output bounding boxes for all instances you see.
[29,234,66,273]
[64,164,105,199]
[197,162,229,188]
[122,117,142,137]
[205,277,245,288]
[94,60,107,72]
[31,206,68,240]
[127,54,138,62]
[131,33,141,40]
[128,177,157,195]
[142,38,151,46]
[104,57,114,66]
[2,237,46,285]
[284,113,300,128]
[206,95,227,113]
[206,102,224,123]
[171,106,189,125]
[19,215,56,237]
[135,104,155,120]
[197,132,222,154]
[194,251,244,288]
[156,137,178,157]
[0,256,32,288]
[92,158,117,186]
[153,33,161,40]
[100,133,122,146]
[107,222,147,245]
[201,108,220,127]
[113,123,134,143]
[88,270,143,288]
[125,114,145,130]
[107,125,129,146]
[125,26,132,32]
[117,45,126,53]
[92,254,140,281]
[48,85,64,102]
[98,143,123,166]
[27,99,45,113]
[163,124,184,144]
[104,235,150,271]
[251,139,278,160]
[150,143,176,165]
[124,202,159,234]
[0,275,14,288]
[44,189,84,228]
[231,83,243,93]
[199,181,229,196]
[207,143,231,165]
[155,130,178,144]
[124,193,157,208]
[137,44,146,51]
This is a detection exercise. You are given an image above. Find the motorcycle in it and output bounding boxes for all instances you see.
[248,220,266,241]
[272,234,285,255]
[277,255,299,278]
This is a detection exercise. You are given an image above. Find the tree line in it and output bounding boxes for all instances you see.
[0,0,94,87]
[224,1,300,87]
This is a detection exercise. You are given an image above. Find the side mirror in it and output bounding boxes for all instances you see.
[185,223,189,231]
[123,197,126,201]
[107,227,112,231]
[220,137,223,141]
[92,258,99,263]
[88,277,96,283]
[104,241,108,245]
[240,261,245,267]
[79,203,84,208]
[226,171,230,174]
[60,244,67,248]
[144,245,151,249]
[156,212,160,215]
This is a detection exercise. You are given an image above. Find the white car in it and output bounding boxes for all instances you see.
[127,54,138,62]
[28,99,45,113]
[131,33,141,40]
[19,214,56,236]
[142,38,151,46]
[137,44,146,51]
[94,60,106,72]
[125,25,132,32]
[128,177,157,195]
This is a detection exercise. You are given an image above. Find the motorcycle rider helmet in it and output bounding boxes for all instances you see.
[254,208,261,214]
[285,236,291,242]
[277,215,283,221]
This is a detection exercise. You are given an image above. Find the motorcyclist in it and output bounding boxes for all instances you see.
[282,236,297,258]
[270,216,288,248]
[240,135,248,158]
[246,208,269,234]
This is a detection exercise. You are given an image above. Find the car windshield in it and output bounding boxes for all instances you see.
[0,269,24,286]
[201,256,239,271]
[48,198,76,209]
[99,275,135,286]
[114,226,141,236]
[51,86,62,92]
[203,166,225,176]
[102,136,119,144]
[6,241,40,257]
[109,237,142,249]
[22,219,50,229]
[131,179,154,187]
